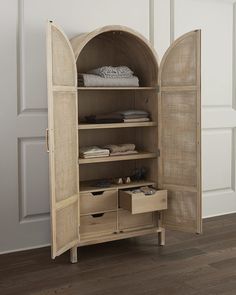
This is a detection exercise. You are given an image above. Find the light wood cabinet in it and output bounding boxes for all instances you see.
[46,21,201,263]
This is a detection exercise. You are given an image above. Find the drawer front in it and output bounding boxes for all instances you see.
[119,190,167,214]
[80,212,117,236]
[80,190,117,214]
[118,209,154,230]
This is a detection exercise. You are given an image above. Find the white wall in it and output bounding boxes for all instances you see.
[0,0,236,253]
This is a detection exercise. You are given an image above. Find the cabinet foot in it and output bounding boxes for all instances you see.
[158,228,165,246]
[70,246,78,263]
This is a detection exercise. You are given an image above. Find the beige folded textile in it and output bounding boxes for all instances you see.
[123,118,150,123]
[104,143,136,154]
[110,150,138,156]
[80,146,110,158]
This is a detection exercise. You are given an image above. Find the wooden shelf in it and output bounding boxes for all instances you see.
[78,122,157,130]
[77,87,156,90]
[80,180,156,193]
[79,152,157,164]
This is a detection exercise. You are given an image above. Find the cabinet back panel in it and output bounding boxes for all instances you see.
[79,127,157,152]
[79,161,136,182]
[76,31,158,87]
[78,91,135,121]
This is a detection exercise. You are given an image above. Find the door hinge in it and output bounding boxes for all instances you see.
[157,149,160,157]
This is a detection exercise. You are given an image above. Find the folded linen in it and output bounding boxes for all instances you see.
[104,143,136,154]
[120,114,149,119]
[80,146,110,158]
[118,110,149,117]
[109,150,138,156]
[123,118,150,123]
[84,110,150,124]
[78,74,139,87]
[89,66,134,79]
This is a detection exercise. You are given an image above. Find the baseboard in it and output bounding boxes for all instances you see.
[0,243,50,255]
[203,210,236,219]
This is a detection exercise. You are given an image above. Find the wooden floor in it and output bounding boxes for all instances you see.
[1,214,236,295]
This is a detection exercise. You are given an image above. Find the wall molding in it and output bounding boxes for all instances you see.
[233,2,236,110]
[170,0,175,43]
[17,0,47,115]
[149,0,154,45]
[18,137,50,223]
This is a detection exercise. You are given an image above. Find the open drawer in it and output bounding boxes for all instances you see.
[119,189,167,214]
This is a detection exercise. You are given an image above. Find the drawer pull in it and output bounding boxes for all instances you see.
[92,191,104,196]
[91,213,104,218]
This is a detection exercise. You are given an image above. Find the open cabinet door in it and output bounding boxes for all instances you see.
[158,30,201,233]
[47,21,79,259]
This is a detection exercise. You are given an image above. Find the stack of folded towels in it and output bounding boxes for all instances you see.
[119,110,150,123]
[85,110,150,124]
[79,146,110,159]
[79,143,137,159]
[78,66,139,87]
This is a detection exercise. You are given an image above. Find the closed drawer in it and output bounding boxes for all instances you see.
[80,190,117,214]
[118,209,154,230]
[80,212,117,236]
[119,189,167,214]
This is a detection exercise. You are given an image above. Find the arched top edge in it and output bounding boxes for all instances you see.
[159,30,201,75]
[47,20,77,85]
[70,25,160,66]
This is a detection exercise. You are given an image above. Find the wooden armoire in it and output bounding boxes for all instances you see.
[46,21,202,263]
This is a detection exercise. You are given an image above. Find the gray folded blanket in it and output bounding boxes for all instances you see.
[78,73,139,87]
[89,66,134,78]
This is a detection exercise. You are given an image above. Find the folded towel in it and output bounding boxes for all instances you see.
[118,110,149,116]
[89,66,134,78]
[80,146,110,158]
[78,74,139,87]
[104,143,136,154]
[84,111,150,124]
[110,150,138,156]
[121,114,149,119]
[123,118,150,123]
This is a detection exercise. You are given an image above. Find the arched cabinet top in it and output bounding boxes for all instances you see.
[70,25,159,87]
[49,22,77,87]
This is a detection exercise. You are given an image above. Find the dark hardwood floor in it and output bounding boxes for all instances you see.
[1,214,236,295]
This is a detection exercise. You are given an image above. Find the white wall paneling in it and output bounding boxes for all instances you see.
[1,0,236,253]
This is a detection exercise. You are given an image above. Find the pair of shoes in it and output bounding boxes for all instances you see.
[114,177,131,185]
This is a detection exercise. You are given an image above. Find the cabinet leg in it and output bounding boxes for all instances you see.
[158,228,165,246]
[70,246,78,263]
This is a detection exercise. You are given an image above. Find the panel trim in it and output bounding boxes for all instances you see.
[17,0,47,115]
[202,127,236,194]
[233,2,236,110]
[18,137,50,223]
[170,0,175,43]
[149,0,154,45]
